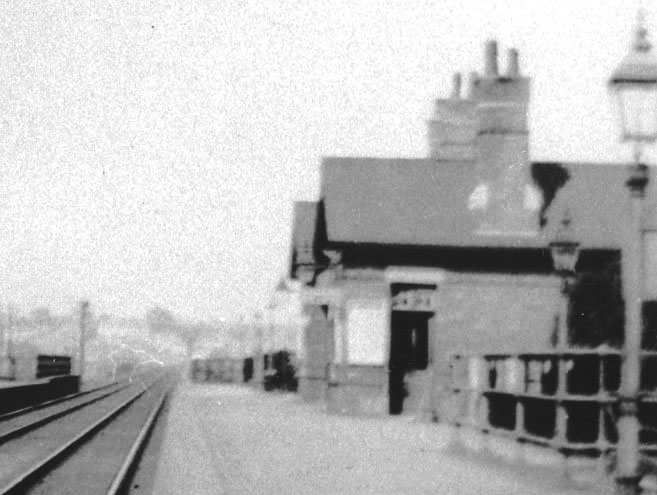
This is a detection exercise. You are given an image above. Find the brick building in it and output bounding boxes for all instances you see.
[288,40,657,418]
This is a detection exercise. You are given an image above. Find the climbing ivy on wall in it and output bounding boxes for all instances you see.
[568,260,624,348]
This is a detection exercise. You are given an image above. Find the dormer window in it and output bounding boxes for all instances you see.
[468,183,490,210]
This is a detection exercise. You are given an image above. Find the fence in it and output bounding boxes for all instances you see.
[446,349,657,460]
[190,357,245,383]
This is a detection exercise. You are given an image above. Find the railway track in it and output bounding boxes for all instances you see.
[0,382,133,444]
[0,368,176,495]
[0,380,122,424]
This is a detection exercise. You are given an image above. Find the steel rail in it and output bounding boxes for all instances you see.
[0,380,120,423]
[105,386,170,495]
[0,383,132,445]
[0,370,164,444]
[0,385,150,495]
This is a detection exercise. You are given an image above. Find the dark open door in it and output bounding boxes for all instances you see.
[388,311,430,415]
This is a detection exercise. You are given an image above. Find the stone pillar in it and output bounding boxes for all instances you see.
[298,303,330,402]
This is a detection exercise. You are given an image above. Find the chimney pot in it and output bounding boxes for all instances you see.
[468,71,479,98]
[485,40,498,76]
[506,48,520,77]
[451,72,462,98]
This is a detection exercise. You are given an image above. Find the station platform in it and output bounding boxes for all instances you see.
[152,381,609,495]
[0,375,81,415]
[0,376,72,389]
[0,379,38,389]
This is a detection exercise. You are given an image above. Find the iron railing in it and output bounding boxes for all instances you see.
[446,349,657,458]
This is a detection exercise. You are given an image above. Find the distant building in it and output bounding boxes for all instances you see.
[262,278,305,356]
[288,40,654,417]
[3,311,86,381]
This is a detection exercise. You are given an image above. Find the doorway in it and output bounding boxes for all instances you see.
[388,311,431,415]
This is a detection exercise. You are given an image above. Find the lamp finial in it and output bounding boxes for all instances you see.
[635,7,652,52]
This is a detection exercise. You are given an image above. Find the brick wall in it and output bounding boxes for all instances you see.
[430,273,560,420]
[433,274,559,354]
[303,270,560,418]
[298,304,332,401]
[427,98,477,160]
[325,275,390,413]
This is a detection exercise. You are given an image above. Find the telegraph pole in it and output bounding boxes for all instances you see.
[79,300,90,385]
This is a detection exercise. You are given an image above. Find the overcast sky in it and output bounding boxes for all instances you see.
[0,1,649,321]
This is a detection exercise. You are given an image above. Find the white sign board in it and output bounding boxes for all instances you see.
[346,299,388,365]
[391,288,436,312]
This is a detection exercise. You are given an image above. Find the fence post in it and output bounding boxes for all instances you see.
[556,356,568,443]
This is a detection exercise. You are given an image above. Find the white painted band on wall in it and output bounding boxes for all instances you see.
[384,266,447,285]
[300,287,342,306]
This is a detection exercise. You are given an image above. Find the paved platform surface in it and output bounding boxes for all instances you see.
[0,377,52,389]
[152,381,613,495]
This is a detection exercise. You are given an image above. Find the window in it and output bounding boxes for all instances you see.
[346,300,387,365]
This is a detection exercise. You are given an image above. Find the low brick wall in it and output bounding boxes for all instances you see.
[326,365,387,416]
[298,376,326,403]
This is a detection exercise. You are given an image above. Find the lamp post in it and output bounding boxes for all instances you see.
[549,210,580,350]
[609,13,657,494]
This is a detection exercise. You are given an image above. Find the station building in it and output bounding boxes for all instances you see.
[288,40,657,419]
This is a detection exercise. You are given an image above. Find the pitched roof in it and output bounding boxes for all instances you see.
[291,201,319,251]
[320,157,657,251]
[290,201,322,272]
[545,161,657,249]
[320,157,467,245]
[274,278,289,292]
[320,156,546,249]
[543,163,627,249]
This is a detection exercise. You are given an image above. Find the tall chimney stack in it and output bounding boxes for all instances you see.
[484,40,498,76]
[451,72,462,99]
[427,72,477,160]
[470,40,536,236]
[506,48,520,77]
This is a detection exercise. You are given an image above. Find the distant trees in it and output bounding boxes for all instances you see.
[27,306,98,340]
[179,324,203,358]
[146,307,178,335]
[145,306,202,357]
[565,254,657,350]
[29,307,53,326]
